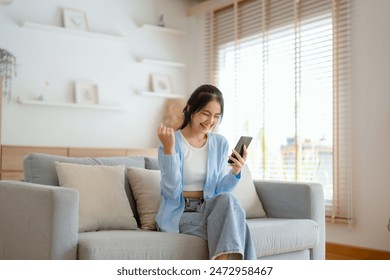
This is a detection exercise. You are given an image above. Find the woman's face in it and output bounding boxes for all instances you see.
[190,100,221,134]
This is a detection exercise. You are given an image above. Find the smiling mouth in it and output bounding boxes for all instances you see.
[201,123,212,130]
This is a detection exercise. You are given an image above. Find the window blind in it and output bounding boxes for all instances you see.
[204,0,352,223]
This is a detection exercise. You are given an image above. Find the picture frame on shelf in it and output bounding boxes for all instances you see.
[74,81,99,104]
[151,73,173,93]
[62,8,88,31]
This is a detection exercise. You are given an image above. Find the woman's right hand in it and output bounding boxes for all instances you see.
[157,123,175,154]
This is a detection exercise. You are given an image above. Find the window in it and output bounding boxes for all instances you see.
[205,0,352,223]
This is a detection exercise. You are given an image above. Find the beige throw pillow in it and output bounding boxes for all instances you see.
[127,167,161,230]
[233,165,267,218]
[55,162,138,232]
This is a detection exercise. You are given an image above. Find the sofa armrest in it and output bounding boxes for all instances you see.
[0,180,79,259]
[254,180,325,260]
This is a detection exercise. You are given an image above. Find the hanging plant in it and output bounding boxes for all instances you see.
[0,48,17,102]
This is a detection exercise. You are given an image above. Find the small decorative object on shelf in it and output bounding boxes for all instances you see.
[38,80,50,101]
[151,73,172,94]
[157,14,165,27]
[74,81,99,104]
[62,8,88,31]
[0,48,17,103]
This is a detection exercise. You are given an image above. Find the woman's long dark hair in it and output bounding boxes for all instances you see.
[178,84,224,130]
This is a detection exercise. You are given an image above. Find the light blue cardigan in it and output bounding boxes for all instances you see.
[155,130,240,233]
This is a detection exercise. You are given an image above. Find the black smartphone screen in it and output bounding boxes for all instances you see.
[228,136,253,163]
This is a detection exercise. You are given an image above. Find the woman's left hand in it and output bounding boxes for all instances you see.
[228,145,247,176]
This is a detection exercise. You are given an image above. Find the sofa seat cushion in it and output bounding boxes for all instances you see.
[77,218,319,260]
[247,218,319,258]
[77,230,209,260]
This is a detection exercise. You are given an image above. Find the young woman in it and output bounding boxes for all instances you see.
[155,84,256,260]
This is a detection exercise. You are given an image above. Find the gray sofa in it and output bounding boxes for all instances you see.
[0,153,325,260]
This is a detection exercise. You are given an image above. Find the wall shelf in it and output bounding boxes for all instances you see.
[141,24,186,36]
[139,91,184,99]
[18,98,127,111]
[19,21,130,43]
[139,58,186,68]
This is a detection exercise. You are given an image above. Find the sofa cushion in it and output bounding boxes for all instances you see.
[233,165,266,218]
[23,153,145,186]
[55,162,138,232]
[247,218,319,257]
[127,167,161,230]
[24,153,97,186]
[145,157,159,170]
[93,156,146,226]
[77,230,208,260]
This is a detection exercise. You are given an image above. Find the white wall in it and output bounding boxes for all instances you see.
[0,0,192,148]
[325,0,390,251]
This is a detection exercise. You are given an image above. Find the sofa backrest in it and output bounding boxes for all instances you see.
[23,153,159,227]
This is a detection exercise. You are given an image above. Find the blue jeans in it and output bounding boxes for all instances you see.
[179,192,256,260]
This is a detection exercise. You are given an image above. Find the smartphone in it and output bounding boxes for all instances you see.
[228,136,253,163]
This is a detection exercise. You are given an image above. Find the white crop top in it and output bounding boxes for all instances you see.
[180,132,208,192]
